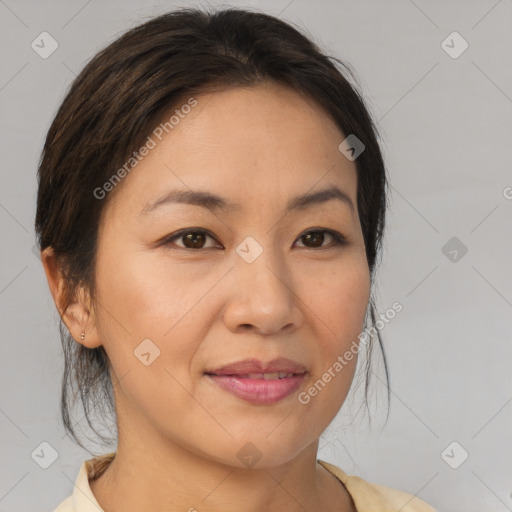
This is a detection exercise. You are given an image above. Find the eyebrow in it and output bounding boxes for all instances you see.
[140,185,355,216]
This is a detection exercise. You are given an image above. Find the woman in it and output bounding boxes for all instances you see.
[36,7,437,511]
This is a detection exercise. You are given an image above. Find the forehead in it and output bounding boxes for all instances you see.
[103,82,358,221]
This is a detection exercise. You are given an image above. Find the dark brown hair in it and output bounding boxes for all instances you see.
[35,7,390,451]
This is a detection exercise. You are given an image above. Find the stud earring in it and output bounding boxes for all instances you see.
[80,332,85,341]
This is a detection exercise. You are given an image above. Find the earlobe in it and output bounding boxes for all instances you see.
[41,247,103,349]
[65,288,103,349]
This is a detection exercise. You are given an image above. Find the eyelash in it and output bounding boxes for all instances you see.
[161,228,348,251]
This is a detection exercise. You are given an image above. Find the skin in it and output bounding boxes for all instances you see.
[42,81,370,512]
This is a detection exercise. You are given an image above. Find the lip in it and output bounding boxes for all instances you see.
[205,357,307,376]
[204,357,308,405]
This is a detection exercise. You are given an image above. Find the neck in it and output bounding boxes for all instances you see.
[89,433,355,511]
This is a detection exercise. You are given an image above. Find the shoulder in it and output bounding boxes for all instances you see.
[318,459,437,512]
[352,477,438,512]
[53,495,73,512]
[52,452,116,512]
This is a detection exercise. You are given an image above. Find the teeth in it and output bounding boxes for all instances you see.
[237,372,294,380]
[237,372,293,380]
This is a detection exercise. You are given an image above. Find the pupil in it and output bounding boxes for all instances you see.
[304,231,323,247]
[184,232,205,248]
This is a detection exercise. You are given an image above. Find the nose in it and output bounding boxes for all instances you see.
[222,244,304,336]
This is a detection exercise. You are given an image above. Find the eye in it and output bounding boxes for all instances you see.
[162,229,221,250]
[294,229,348,249]
[162,228,348,251]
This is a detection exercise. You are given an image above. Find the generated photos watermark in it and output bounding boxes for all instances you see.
[93,97,198,200]
[298,301,403,405]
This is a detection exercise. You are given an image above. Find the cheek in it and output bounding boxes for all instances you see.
[92,250,203,423]
[290,257,370,441]
[92,249,198,391]
[303,255,370,349]
[95,245,203,337]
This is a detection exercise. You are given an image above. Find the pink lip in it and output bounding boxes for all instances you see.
[205,357,308,405]
[206,374,306,404]
[205,357,307,375]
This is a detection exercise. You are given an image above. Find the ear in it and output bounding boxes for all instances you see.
[41,246,102,349]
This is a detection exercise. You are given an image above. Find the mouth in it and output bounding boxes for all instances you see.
[210,371,299,380]
[204,358,308,405]
[205,357,307,376]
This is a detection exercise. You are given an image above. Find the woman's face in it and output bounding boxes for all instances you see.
[89,82,370,467]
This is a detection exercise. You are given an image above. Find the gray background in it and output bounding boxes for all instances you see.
[1,1,511,511]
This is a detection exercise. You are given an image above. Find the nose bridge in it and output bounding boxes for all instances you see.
[235,234,288,295]
[225,234,302,334]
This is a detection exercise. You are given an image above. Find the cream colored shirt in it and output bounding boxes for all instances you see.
[54,452,437,511]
